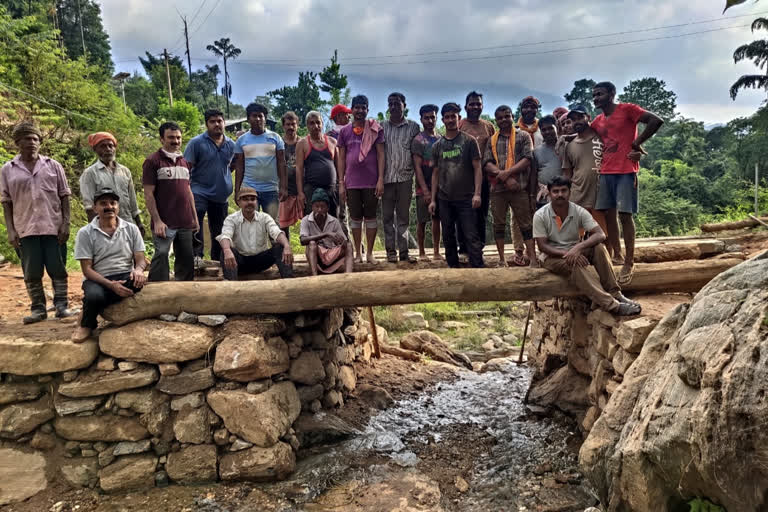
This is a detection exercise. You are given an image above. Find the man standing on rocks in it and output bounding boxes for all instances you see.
[533,176,641,316]
[300,189,353,275]
[591,81,664,285]
[278,111,303,237]
[412,104,442,261]
[381,92,420,263]
[216,187,294,280]
[80,131,145,237]
[532,115,563,210]
[71,188,146,341]
[143,122,198,282]
[296,111,339,217]
[184,108,236,264]
[1,122,76,323]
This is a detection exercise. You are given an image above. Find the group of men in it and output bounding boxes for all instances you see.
[0,79,663,340]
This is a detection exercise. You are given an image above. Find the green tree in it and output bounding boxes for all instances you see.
[123,73,158,119]
[206,37,241,118]
[157,98,203,135]
[138,51,190,102]
[730,18,768,99]
[319,49,349,106]
[190,64,220,110]
[55,0,113,76]
[564,78,597,117]
[619,77,677,121]
[268,71,323,121]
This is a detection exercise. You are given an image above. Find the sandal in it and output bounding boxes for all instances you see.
[615,302,641,316]
[615,293,640,308]
[617,266,634,286]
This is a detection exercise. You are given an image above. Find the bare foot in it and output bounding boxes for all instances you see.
[366,252,378,264]
[529,259,541,268]
[354,254,363,264]
[496,259,507,268]
[71,326,92,343]
[432,252,443,261]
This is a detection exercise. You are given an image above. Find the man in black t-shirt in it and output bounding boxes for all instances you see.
[429,103,484,268]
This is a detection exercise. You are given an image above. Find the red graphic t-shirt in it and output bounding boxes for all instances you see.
[590,103,646,175]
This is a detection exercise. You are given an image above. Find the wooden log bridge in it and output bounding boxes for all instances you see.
[103,258,743,326]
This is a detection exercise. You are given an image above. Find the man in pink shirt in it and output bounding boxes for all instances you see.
[1,123,76,323]
[591,81,663,285]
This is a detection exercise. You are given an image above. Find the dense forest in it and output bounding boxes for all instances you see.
[0,2,766,265]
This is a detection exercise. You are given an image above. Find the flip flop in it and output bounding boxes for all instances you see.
[617,266,634,286]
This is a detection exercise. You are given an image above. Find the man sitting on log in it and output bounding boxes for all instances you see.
[216,187,294,280]
[533,176,641,316]
[300,189,353,275]
[72,188,147,341]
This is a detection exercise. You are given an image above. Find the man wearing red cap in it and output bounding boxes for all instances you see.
[328,104,352,139]
[80,132,145,237]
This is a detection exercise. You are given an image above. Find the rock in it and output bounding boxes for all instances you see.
[115,389,168,414]
[139,401,170,437]
[587,309,618,329]
[95,356,116,371]
[324,361,339,388]
[322,390,344,408]
[117,361,139,371]
[229,438,253,451]
[400,331,473,369]
[503,333,517,344]
[286,334,303,359]
[214,334,289,382]
[158,314,177,322]
[616,317,659,354]
[293,412,359,447]
[0,338,98,376]
[321,308,344,338]
[158,363,180,376]
[338,366,356,392]
[612,348,635,376]
[58,367,159,398]
[50,502,66,512]
[454,475,470,493]
[0,448,48,505]
[173,405,210,444]
[98,454,157,493]
[166,444,218,484]
[177,311,198,324]
[0,395,54,439]
[112,440,151,456]
[170,392,204,411]
[356,384,394,410]
[55,395,106,416]
[81,449,98,457]
[441,320,468,329]
[60,457,100,488]
[0,382,43,405]
[100,320,214,363]
[294,312,322,329]
[218,442,295,481]
[402,311,428,329]
[198,314,227,327]
[98,450,115,468]
[580,256,768,512]
[302,329,330,350]
[155,470,169,487]
[207,382,301,447]
[479,357,515,373]
[481,340,496,352]
[55,415,149,442]
[297,384,324,406]
[527,365,591,420]
[213,428,229,445]
[289,351,326,385]
[309,400,322,413]
[30,431,57,450]
[156,367,214,395]
[246,380,272,394]
[335,345,356,365]
[61,371,78,382]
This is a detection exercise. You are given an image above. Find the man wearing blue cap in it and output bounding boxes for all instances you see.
[300,189,353,275]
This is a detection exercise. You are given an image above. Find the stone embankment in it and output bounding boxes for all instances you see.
[0,308,377,505]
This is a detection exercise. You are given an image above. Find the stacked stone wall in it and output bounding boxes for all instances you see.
[0,308,377,503]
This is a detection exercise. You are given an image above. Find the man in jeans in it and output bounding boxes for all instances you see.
[233,102,287,221]
[217,187,294,280]
[429,103,483,268]
[381,92,420,262]
[1,122,76,323]
[71,188,146,341]
[142,122,199,282]
[184,108,235,264]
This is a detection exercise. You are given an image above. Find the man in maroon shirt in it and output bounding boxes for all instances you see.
[142,122,199,282]
[592,81,663,285]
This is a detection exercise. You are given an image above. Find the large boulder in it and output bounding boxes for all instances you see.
[207,382,300,447]
[218,442,295,481]
[0,395,54,439]
[580,255,768,511]
[57,366,158,397]
[54,415,149,442]
[289,351,326,385]
[0,338,98,375]
[99,455,157,493]
[166,444,218,484]
[0,448,47,505]
[213,334,290,382]
[100,320,214,363]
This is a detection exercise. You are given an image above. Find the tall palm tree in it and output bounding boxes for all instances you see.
[206,38,241,117]
[730,18,768,99]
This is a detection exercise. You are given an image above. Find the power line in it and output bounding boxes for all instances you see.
[187,0,208,27]
[0,81,96,122]
[189,0,221,36]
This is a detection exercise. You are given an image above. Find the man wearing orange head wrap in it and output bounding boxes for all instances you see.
[80,132,145,237]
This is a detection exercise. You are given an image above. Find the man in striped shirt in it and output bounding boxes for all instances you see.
[142,122,199,282]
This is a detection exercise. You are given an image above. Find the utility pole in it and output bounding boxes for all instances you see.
[76,0,86,60]
[182,16,192,78]
[163,49,174,108]
[756,163,760,217]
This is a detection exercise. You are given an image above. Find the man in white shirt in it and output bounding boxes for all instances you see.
[216,187,294,280]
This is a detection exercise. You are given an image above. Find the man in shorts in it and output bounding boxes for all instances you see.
[412,104,442,261]
[591,81,663,284]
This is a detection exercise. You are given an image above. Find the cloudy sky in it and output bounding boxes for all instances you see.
[103,0,768,124]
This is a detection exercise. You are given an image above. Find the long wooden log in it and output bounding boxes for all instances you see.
[701,216,768,232]
[103,258,742,326]
[380,345,421,362]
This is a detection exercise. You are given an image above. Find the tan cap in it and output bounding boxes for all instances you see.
[237,187,258,200]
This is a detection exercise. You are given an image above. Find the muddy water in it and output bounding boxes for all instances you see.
[260,360,592,511]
